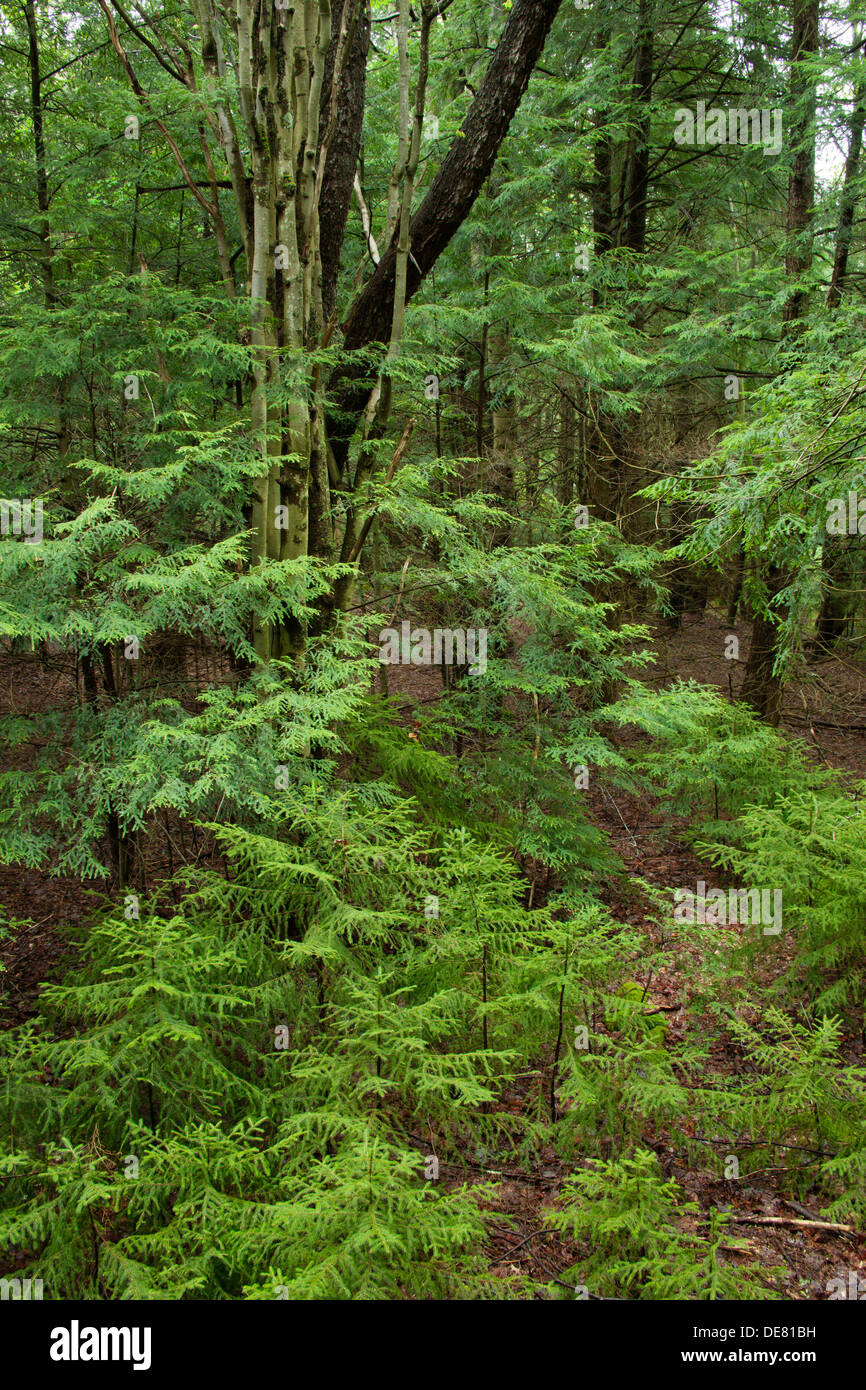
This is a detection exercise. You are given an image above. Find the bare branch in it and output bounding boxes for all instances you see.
[96,0,218,224]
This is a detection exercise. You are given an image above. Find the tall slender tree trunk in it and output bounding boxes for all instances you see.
[556,379,575,507]
[740,0,819,724]
[487,196,516,545]
[811,47,866,650]
[24,0,71,465]
[781,0,819,333]
[826,43,866,310]
[813,535,852,650]
[586,2,653,536]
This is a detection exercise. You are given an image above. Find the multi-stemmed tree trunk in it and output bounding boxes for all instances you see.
[97,0,330,661]
[99,0,563,660]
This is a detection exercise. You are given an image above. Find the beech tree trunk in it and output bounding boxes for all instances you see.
[101,0,563,660]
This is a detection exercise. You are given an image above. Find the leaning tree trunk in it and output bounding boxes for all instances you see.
[101,0,564,659]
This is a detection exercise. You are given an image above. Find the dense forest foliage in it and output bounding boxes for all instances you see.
[1,0,865,1306]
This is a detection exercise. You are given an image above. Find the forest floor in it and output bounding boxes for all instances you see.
[493,610,866,1300]
[2,606,865,1299]
[377,606,866,1298]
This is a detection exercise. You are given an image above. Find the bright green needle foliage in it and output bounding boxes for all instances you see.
[546,1149,781,1300]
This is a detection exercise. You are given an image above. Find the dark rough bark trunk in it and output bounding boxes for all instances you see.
[318,0,370,325]
[24,0,55,309]
[556,380,575,507]
[781,0,819,331]
[812,536,851,650]
[814,586,850,651]
[813,82,866,638]
[622,0,653,261]
[815,59,866,641]
[327,0,564,474]
[739,565,787,724]
[585,28,613,518]
[664,506,708,628]
[727,547,745,626]
[588,6,653,536]
[25,0,72,469]
[307,0,371,569]
[741,0,818,723]
[591,28,613,312]
[827,52,866,308]
[477,268,489,462]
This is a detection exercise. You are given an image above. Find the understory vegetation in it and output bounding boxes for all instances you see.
[1,0,865,1301]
